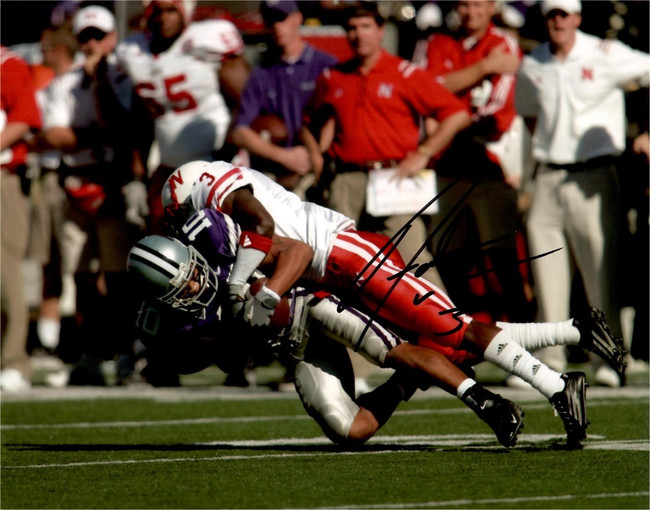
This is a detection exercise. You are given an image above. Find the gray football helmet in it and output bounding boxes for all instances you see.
[127,235,218,313]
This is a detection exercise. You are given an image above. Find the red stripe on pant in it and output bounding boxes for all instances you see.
[326,230,475,366]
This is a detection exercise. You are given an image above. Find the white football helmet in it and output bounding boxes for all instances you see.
[127,235,218,314]
[161,160,211,230]
[162,160,211,210]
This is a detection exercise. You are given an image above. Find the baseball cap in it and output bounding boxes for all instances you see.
[260,1,300,24]
[72,5,116,36]
[540,0,581,17]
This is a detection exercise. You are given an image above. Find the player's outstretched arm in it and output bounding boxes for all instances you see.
[224,187,276,295]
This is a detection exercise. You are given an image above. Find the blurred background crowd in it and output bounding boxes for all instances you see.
[0,0,647,392]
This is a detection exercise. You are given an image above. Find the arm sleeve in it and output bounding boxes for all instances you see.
[2,57,41,130]
[606,40,650,88]
[233,71,264,128]
[425,33,461,77]
[43,74,73,130]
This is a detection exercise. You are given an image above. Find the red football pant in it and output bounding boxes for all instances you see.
[325,230,475,366]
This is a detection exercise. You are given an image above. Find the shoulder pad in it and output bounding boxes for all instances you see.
[182,20,243,61]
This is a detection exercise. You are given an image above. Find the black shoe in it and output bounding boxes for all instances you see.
[140,361,180,387]
[549,372,589,447]
[575,308,627,377]
[68,355,106,386]
[224,371,250,387]
[464,385,524,448]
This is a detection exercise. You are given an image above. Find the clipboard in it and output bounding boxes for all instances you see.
[366,168,439,217]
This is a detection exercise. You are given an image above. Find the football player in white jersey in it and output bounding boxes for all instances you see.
[128,228,526,447]
[116,0,250,233]
[162,159,630,447]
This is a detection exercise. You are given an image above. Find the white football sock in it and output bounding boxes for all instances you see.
[37,318,61,349]
[456,378,477,399]
[484,331,565,398]
[495,320,580,351]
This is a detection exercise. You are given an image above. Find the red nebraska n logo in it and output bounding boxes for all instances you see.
[582,68,594,80]
[168,173,184,202]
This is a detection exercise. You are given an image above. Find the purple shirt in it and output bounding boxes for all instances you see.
[234,43,338,145]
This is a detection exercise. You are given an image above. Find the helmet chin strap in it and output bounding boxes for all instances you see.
[170,262,189,288]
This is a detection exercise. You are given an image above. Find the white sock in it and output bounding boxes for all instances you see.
[456,378,477,399]
[495,320,580,351]
[484,331,565,398]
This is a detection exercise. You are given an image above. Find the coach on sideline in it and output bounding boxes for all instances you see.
[301,1,471,291]
[515,0,650,386]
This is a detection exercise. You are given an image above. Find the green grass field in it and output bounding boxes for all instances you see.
[2,364,649,509]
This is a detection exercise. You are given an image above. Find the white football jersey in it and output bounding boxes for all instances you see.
[117,20,244,168]
[188,161,355,280]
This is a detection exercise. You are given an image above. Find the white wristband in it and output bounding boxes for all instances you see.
[255,285,281,308]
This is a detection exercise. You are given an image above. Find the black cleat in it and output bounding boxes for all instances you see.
[464,385,524,448]
[575,307,627,377]
[550,372,589,447]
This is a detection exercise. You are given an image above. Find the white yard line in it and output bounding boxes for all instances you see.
[1,384,648,403]
[1,449,411,469]
[0,414,311,430]
[321,491,650,509]
[2,436,647,471]
[1,398,643,430]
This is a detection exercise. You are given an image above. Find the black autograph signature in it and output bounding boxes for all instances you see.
[339,177,562,352]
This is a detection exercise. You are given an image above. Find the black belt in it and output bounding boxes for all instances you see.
[333,159,399,174]
[546,155,617,172]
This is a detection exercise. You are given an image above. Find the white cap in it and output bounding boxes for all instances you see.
[73,5,116,35]
[540,0,581,17]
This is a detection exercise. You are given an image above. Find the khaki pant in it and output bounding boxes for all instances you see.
[526,164,623,371]
[1,171,32,378]
[329,171,446,290]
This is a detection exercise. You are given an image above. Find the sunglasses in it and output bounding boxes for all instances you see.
[545,9,570,19]
[262,11,289,26]
[77,27,108,44]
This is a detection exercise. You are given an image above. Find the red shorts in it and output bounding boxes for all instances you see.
[325,230,475,365]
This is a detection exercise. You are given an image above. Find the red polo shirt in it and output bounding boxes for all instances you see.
[0,46,41,171]
[426,24,520,139]
[307,49,467,165]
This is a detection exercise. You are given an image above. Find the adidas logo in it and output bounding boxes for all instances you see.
[242,235,252,247]
[532,364,540,375]
[512,354,521,366]
[497,343,507,355]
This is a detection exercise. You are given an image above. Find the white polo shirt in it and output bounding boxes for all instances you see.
[516,30,649,164]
